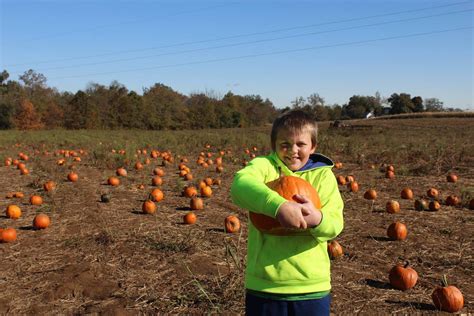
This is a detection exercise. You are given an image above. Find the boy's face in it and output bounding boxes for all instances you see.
[275,128,316,171]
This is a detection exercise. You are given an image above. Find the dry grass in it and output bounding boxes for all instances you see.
[0,117,473,314]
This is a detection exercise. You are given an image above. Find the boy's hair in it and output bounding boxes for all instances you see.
[271,110,318,151]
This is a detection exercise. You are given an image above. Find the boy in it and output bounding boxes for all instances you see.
[231,110,344,315]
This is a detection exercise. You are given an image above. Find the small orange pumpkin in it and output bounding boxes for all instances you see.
[67,172,78,182]
[429,200,441,212]
[387,222,407,241]
[445,195,459,206]
[44,180,56,192]
[327,240,343,259]
[150,188,164,202]
[224,215,241,233]
[151,176,163,186]
[30,195,43,206]
[116,167,127,177]
[347,181,359,193]
[190,197,204,210]
[0,228,17,243]
[6,205,22,219]
[200,186,212,198]
[389,262,418,291]
[400,188,414,199]
[183,186,198,198]
[446,173,458,183]
[33,214,51,229]
[183,212,197,225]
[364,189,377,200]
[386,200,400,214]
[427,188,439,199]
[431,275,464,313]
[107,176,120,186]
[142,200,157,214]
[336,175,346,185]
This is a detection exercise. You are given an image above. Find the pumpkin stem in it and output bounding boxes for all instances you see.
[441,274,449,287]
[403,261,410,268]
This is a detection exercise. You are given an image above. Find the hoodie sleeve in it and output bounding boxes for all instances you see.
[230,157,287,218]
[310,168,344,242]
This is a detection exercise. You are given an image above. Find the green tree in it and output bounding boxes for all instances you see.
[424,98,444,112]
[142,83,187,130]
[0,102,13,129]
[388,93,415,114]
[342,95,381,118]
[411,96,424,112]
[64,91,94,129]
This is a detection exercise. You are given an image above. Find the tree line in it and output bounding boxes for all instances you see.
[0,69,461,130]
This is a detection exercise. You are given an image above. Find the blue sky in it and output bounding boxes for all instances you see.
[1,0,473,109]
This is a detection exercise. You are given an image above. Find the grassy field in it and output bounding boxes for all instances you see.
[0,117,473,314]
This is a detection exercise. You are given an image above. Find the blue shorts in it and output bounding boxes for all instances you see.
[245,292,331,316]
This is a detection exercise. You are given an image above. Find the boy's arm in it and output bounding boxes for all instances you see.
[310,168,344,242]
[230,157,287,218]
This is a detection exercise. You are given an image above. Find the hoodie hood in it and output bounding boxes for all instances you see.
[271,152,334,174]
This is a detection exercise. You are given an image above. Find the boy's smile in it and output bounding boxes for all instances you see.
[275,129,316,171]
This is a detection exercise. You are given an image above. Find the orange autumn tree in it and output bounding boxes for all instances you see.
[13,99,44,130]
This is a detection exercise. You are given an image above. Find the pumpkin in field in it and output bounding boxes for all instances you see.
[0,228,17,243]
[6,205,22,219]
[67,172,78,182]
[204,177,213,186]
[43,180,56,192]
[386,200,400,214]
[107,176,120,186]
[190,197,204,210]
[387,222,407,241]
[414,199,429,211]
[446,173,458,183]
[389,262,418,291]
[400,188,414,199]
[364,189,377,200]
[30,195,43,206]
[33,214,51,229]
[327,240,343,259]
[151,176,163,186]
[249,175,321,235]
[183,186,198,198]
[116,167,127,177]
[385,170,395,179]
[445,195,459,207]
[142,200,157,214]
[336,175,346,185]
[429,200,441,212]
[153,168,164,176]
[224,215,241,233]
[427,188,439,199]
[150,189,164,202]
[183,212,197,225]
[431,275,464,313]
[200,186,212,198]
[347,181,359,193]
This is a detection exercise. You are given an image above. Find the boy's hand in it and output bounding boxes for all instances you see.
[294,194,322,228]
[276,201,309,229]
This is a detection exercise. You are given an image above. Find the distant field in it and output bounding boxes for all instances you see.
[0,117,473,314]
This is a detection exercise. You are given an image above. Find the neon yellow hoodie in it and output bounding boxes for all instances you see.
[231,152,344,294]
